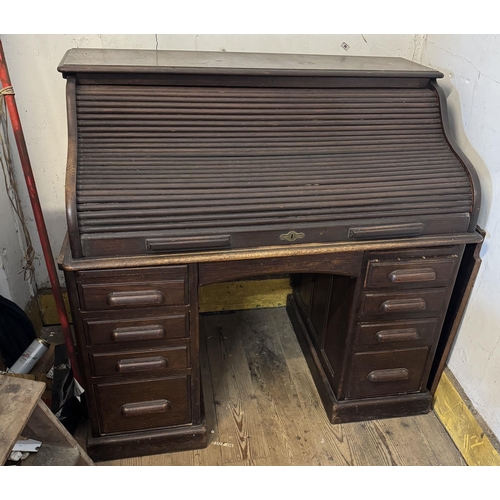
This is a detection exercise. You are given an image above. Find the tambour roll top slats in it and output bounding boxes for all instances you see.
[59,49,479,258]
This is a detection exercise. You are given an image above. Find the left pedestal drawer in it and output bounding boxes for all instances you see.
[95,376,191,434]
[89,346,188,377]
[82,311,190,347]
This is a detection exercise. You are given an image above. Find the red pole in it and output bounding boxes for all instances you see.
[0,40,83,386]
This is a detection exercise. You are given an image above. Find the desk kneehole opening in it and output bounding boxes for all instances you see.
[120,399,172,417]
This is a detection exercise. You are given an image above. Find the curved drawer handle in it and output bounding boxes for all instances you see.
[375,328,419,343]
[120,399,172,417]
[380,298,426,313]
[349,223,423,240]
[367,368,410,383]
[115,356,168,373]
[106,290,164,307]
[388,268,437,284]
[111,325,166,342]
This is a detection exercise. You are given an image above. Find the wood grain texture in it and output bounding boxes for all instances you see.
[58,232,482,272]
[98,308,465,466]
[64,73,476,258]
[58,49,444,78]
[0,375,44,464]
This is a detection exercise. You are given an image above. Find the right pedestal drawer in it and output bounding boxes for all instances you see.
[346,249,463,400]
[359,289,449,318]
[348,347,430,399]
[364,256,459,290]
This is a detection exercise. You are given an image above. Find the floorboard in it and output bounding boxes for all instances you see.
[99,308,466,466]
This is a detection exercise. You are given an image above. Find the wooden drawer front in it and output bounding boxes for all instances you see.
[355,318,439,349]
[365,256,458,290]
[83,313,189,346]
[89,346,188,378]
[349,348,430,399]
[95,376,190,434]
[79,281,187,311]
[359,289,448,318]
[76,266,188,283]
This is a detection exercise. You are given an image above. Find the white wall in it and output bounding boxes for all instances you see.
[0,98,36,307]
[0,177,35,307]
[422,35,500,440]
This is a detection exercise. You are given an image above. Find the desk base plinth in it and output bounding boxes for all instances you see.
[86,418,208,462]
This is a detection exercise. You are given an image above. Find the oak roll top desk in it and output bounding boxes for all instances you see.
[57,49,483,461]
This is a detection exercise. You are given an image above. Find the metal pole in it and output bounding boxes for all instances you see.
[0,40,83,386]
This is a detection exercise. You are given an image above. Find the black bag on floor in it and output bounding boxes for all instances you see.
[0,294,36,368]
[51,343,87,434]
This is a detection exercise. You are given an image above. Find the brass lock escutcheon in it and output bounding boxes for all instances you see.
[280,231,305,242]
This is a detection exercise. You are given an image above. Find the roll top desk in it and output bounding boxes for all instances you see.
[57,49,483,461]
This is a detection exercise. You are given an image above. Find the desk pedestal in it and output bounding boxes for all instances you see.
[60,236,482,461]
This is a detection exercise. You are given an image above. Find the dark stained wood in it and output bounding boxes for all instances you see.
[89,346,188,377]
[0,375,44,464]
[58,50,483,461]
[95,376,191,434]
[106,308,464,466]
[75,266,189,310]
[348,348,430,398]
[86,419,208,462]
[287,294,433,423]
[319,274,361,396]
[146,235,230,253]
[58,232,482,272]
[82,310,190,346]
[428,227,485,394]
[364,255,459,289]
[80,213,472,258]
[359,289,449,317]
[355,318,439,349]
[78,280,187,310]
[74,73,433,89]
[430,81,481,230]
[199,252,363,286]
[58,49,444,78]
[65,75,82,258]
[76,265,188,282]
[309,274,333,343]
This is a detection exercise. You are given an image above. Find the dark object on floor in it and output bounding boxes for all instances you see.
[0,295,36,368]
[51,344,87,434]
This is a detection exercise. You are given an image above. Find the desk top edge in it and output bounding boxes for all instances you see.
[57,49,444,79]
[58,232,483,272]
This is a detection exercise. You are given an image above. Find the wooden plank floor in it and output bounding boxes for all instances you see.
[100,308,466,466]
